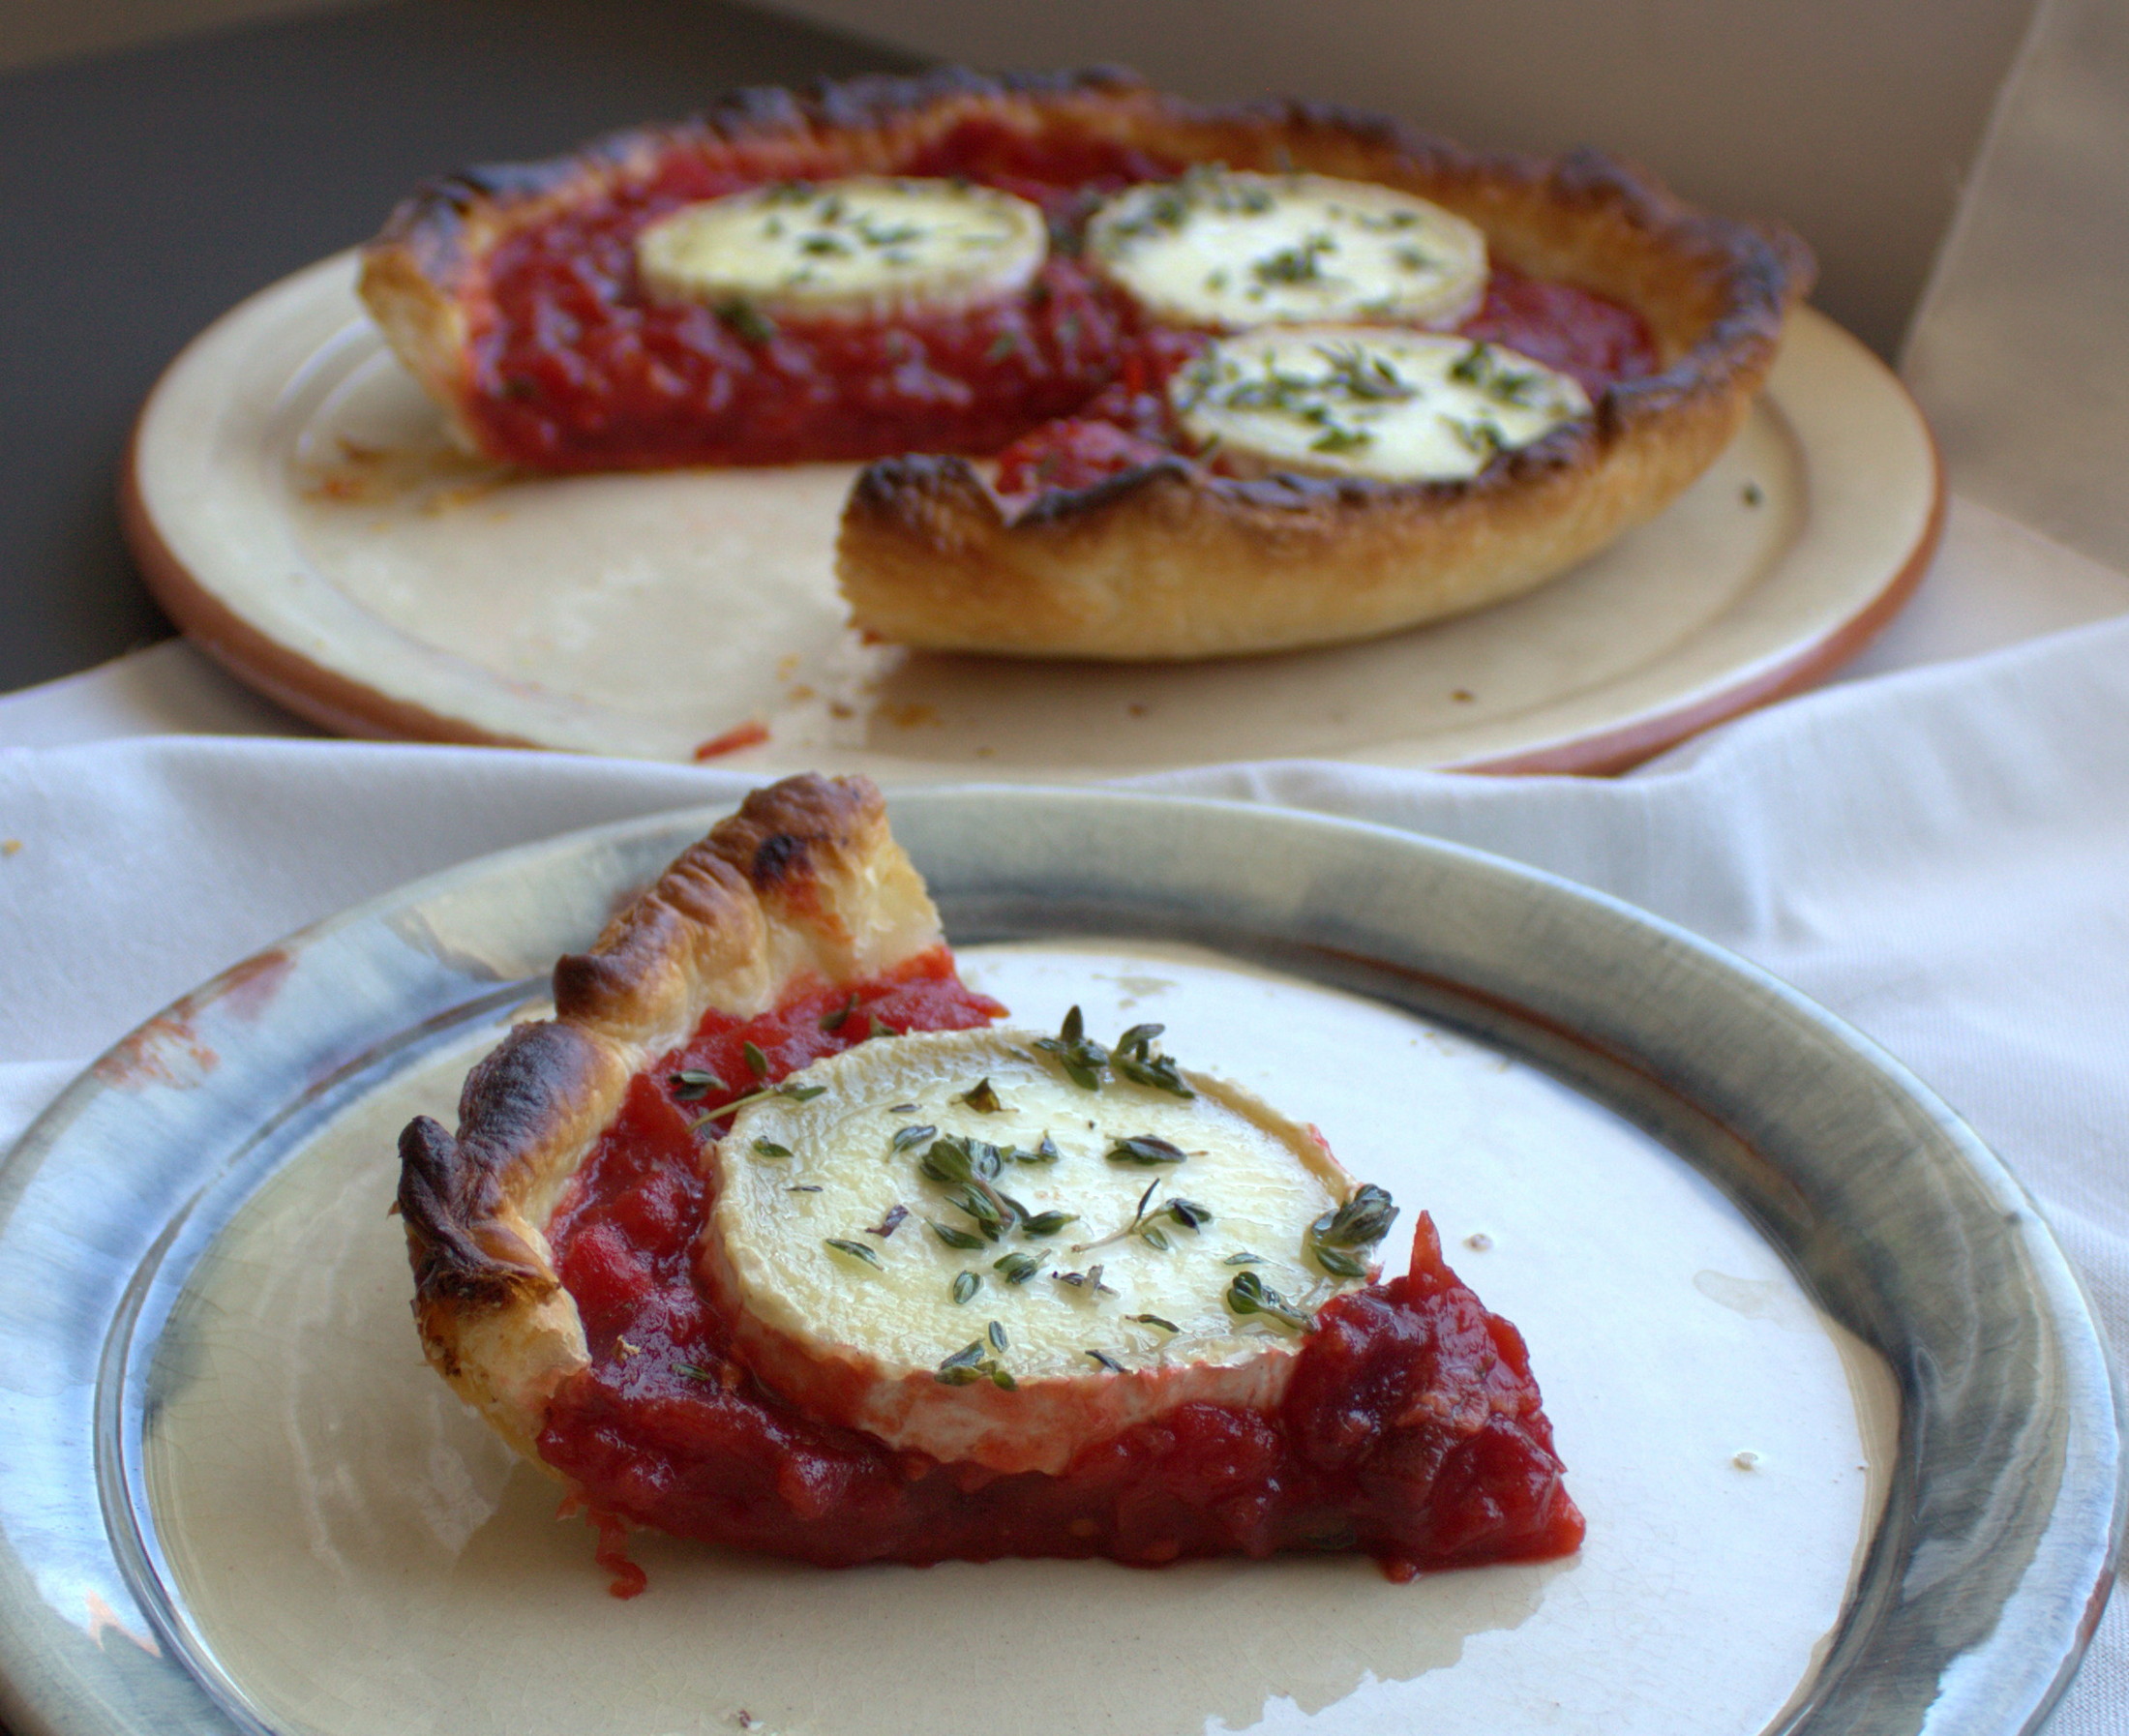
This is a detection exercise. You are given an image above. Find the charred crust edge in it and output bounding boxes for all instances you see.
[397,773,888,1333]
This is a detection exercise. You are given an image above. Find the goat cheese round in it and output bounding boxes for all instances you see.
[1174,325,1591,482]
[1088,168,1487,330]
[635,177,1048,319]
[700,1025,1371,1474]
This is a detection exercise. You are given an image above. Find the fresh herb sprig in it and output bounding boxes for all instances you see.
[668,1067,727,1101]
[1449,341,1547,409]
[688,1079,826,1132]
[1106,1134,1189,1167]
[1034,1005,1109,1091]
[1035,1010,1197,1099]
[1305,1183,1399,1278]
[915,1137,1011,1240]
[935,1338,1016,1390]
[1225,1269,1314,1332]
[1112,1024,1194,1098]
[1008,1133,1062,1165]
[1071,1180,1213,1255]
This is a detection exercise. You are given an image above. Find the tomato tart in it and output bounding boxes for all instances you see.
[397,773,1583,1587]
[360,68,1811,661]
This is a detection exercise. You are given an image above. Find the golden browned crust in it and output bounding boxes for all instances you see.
[395,773,944,1460]
[359,67,1814,657]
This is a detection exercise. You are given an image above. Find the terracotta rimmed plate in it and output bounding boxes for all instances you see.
[0,790,2113,1736]
[123,255,1940,776]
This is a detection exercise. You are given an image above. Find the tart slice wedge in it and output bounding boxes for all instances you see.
[398,773,1584,1580]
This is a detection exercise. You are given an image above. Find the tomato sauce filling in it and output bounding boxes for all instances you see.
[537,945,1584,1586]
[466,120,1655,481]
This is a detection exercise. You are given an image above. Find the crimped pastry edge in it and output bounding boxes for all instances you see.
[394,773,943,1462]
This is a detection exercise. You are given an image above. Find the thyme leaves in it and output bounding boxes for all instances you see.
[1034,1004,1108,1091]
[1448,341,1546,409]
[1105,1134,1188,1167]
[1071,1181,1210,1256]
[687,1078,826,1131]
[935,1338,1015,1390]
[1305,1182,1399,1278]
[927,1217,986,1251]
[1112,1024,1194,1098]
[668,1067,727,1101]
[1251,230,1336,286]
[1224,1269,1313,1332]
[1035,1009,1194,1099]
[715,297,777,346]
[1009,1132,1061,1164]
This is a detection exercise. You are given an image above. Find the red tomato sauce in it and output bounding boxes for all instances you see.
[536,946,1584,1589]
[990,265,1657,500]
[465,127,1654,480]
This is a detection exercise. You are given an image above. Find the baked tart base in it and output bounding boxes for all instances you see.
[360,69,1811,661]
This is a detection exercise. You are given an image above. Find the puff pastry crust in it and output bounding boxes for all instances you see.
[361,67,1812,661]
[395,773,941,1462]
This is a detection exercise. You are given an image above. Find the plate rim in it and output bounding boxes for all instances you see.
[0,785,2113,1736]
[121,254,1943,777]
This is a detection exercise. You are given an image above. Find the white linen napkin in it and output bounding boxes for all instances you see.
[4,604,2128,1731]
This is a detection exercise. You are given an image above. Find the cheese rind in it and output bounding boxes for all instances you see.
[635,177,1048,320]
[1088,168,1487,331]
[1174,325,1591,482]
[700,1027,1364,1473]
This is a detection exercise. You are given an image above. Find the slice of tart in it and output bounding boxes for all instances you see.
[398,773,1584,1585]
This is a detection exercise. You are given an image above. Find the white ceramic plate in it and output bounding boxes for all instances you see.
[125,258,1940,775]
[0,792,2109,1736]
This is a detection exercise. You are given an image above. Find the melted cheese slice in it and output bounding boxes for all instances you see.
[1174,325,1592,482]
[701,1027,1364,1474]
[1088,168,1486,330]
[635,177,1048,319]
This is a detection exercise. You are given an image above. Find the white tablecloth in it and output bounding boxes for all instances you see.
[5,528,2129,1728]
